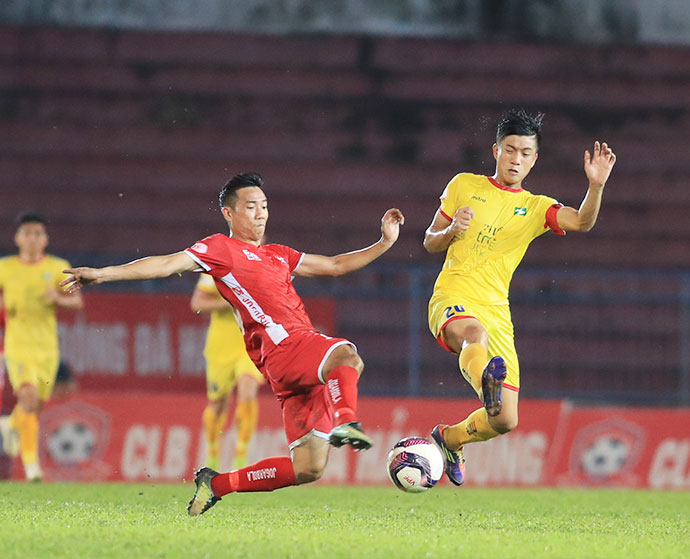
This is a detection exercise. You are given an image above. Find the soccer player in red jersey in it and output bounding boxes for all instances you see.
[61,172,405,516]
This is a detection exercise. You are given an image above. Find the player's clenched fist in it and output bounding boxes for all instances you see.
[450,206,474,235]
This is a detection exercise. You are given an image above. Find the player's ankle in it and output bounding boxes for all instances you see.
[334,408,356,425]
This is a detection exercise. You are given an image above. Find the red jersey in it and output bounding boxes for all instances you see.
[185,234,314,367]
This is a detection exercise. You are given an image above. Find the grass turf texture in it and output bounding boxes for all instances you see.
[1,483,689,559]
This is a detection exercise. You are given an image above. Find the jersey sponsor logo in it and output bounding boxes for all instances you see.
[242,249,262,261]
[191,242,208,254]
[471,195,487,203]
[514,207,528,216]
[220,272,289,346]
[247,467,277,481]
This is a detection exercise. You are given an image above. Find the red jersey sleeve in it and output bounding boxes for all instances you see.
[184,234,233,277]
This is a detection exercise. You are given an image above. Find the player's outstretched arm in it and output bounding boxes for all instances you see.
[556,141,617,232]
[295,208,404,277]
[190,288,230,313]
[61,251,198,293]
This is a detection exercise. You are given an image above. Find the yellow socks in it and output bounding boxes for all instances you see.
[459,343,488,397]
[443,407,500,448]
[233,399,258,468]
[12,406,40,467]
[202,406,227,469]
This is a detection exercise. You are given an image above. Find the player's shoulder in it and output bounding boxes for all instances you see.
[521,186,559,205]
[189,233,231,253]
[0,255,15,268]
[446,172,488,191]
[45,254,70,268]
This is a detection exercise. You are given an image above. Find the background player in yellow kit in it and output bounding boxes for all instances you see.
[0,213,83,480]
[191,274,264,470]
[424,109,616,485]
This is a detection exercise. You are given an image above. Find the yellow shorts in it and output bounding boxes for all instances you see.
[205,351,264,401]
[428,292,520,390]
[5,352,60,401]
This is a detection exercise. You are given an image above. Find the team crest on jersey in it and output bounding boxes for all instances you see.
[191,242,208,254]
[514,207,528,216]
[243,249,262,261]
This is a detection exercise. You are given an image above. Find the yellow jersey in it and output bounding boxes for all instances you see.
[0,254,71,359]
[195,274,248,362]
[432,173,563,305]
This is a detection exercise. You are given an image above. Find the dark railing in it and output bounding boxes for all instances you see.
[295,266,690,405]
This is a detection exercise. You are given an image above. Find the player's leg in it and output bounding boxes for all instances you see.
[188,391,329,516]
[13,383,42,481]
[232,372,261,469]
[5,355,48,481]
[202,396,228,471]
[0,357,19,458]
[427,302,507,484]
[202,359,231,470]
[321,344,373,450]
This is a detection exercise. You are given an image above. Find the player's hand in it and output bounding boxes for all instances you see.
[42,288,60,304]
[584,141,616,188]
[380,208,405,245]
[450,206,474,235]
[61,267,102,293]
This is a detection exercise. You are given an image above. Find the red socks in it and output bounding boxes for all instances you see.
[211,456,296,496]
[326,365,359,425]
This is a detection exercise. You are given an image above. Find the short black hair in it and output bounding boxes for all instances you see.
[15,212,47,228]
[496,109,544,148]
[218,172,264,210]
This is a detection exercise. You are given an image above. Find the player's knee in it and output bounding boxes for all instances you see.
[461,323,488,346]
[336,347,364,374]
[17,386,40,413]
[294,463,326,485]
[490,415,518,434]
[206,398,226,416]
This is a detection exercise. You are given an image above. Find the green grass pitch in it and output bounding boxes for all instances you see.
[1,483,689,559]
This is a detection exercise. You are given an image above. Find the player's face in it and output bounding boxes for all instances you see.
[224,186,268,244]
[492,135,539,187]
[14,222,48,257]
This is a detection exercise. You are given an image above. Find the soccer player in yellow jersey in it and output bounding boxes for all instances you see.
[191,274,264,470]
[424,109,616,485]
[0,213,83,480]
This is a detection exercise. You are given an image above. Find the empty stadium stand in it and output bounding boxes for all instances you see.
[1,26,688,401]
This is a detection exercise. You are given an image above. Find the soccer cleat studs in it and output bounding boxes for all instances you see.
[481,356,507,417]
[187,467,221,517]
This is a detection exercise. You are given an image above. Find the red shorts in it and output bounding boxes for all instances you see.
[262,329,355,447]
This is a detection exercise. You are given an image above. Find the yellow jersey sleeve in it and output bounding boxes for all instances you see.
[195,273,221,296]
[439,173,468,220]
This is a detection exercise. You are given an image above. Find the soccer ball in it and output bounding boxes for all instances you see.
[386,437,444,493]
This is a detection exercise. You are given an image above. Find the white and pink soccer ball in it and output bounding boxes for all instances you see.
[386,437,444,493]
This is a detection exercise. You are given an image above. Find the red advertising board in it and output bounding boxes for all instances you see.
[11,393,559,485]
[6,392,688,489]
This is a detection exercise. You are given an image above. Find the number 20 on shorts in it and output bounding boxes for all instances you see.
[444,305,466,318]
